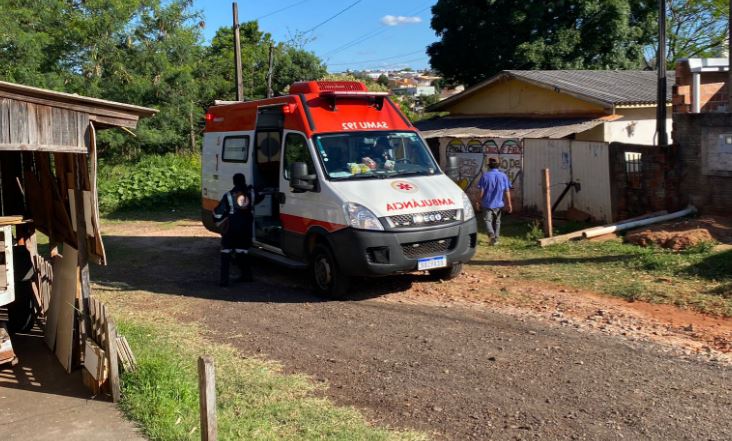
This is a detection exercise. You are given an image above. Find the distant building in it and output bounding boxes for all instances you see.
[422,70,673,146]
[392,86,436,97]
[674,58,729,113]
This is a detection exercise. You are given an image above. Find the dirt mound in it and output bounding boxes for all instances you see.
[625,216,732,250]
[626,227,714,250]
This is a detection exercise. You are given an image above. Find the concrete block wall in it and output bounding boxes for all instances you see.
[673,113,732,214]
[608,143,680,221]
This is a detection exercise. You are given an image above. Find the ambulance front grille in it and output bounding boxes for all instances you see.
[401,237,456,259]
[388,210,460,228]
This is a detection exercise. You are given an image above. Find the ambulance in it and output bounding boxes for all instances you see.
[201,81,477,296]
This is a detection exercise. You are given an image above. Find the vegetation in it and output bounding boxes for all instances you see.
[474,219,732,316]
[664,0,729,63]
[115,317,425,441]
[98,154,200,215]
[0,0,326,159]
[428,0,656,86]
[428,0,730,86]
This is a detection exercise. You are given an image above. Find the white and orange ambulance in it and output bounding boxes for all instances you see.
[202,81,477,296]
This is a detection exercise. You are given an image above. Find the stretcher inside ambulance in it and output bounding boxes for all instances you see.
[202,81,477,296]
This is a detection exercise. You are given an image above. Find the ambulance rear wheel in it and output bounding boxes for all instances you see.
[311,244,350,299]
[429,263,463,281]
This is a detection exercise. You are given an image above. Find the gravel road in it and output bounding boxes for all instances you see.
[96,225,732,440]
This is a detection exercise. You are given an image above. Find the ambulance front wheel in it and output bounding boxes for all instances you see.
[429,263,463,281]
[311,244,350,299]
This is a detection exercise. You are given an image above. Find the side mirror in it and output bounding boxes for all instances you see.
[290,162,317,192]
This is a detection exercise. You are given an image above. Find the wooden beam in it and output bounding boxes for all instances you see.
[198,356,217,441]
[542,168,553,237]
[0,142,87,153]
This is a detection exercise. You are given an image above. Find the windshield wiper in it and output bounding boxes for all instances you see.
[391,170,431,177]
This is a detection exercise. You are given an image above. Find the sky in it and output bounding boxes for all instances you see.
[192,0,439,72]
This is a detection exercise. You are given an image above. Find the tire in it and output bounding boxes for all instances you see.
[429,262,464,281]
[310,244,350,299]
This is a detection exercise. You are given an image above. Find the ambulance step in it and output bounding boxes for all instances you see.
[249,248,307,270]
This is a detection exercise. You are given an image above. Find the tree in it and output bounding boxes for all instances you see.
[663,0,729,64]
[377,73,389,87]
[427,0,656,86]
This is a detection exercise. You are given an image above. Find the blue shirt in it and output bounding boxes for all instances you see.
[477,169,511,209]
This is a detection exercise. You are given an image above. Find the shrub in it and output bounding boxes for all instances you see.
[98,154,200,214]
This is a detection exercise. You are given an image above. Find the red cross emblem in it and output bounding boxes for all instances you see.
[391,180,418,193]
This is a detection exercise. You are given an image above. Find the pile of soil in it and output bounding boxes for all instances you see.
[625,216,732,250]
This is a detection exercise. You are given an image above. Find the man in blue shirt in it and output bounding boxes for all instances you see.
[477,158,513,245]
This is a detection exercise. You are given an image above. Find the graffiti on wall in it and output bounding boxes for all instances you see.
[440,137,523,206]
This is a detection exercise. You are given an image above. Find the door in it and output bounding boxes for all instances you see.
[279,131,319,259]
[253,106,284,248]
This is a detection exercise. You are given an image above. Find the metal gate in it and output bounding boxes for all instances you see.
[523,139,612,222]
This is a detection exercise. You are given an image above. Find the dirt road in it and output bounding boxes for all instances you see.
[95,220,731,440]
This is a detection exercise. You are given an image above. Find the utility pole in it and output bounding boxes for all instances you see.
[233,2,244,101]
[728,0,731,111]
[656,0,668,146]
[267,43,275,98]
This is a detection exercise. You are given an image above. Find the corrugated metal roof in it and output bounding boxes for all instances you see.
[415,116,609,139]
[429,70,674,111]
[507,70,674,106]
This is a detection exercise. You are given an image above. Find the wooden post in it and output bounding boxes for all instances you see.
[198,356,217,441]
[104,316,121,402]
[266,43,274,98]
[542,168,553,237]
[232,2,244,101]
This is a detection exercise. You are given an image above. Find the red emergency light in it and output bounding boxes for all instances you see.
[289,81,369,95]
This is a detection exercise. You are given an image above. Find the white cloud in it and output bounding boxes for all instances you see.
[380,15,422,26]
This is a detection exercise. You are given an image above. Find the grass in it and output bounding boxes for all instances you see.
[115,315,426,441]
[473,218,732,316]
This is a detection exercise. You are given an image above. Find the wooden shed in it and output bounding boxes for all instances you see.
[0,80,155,380]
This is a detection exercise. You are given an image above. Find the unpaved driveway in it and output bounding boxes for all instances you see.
[94,220,732,440]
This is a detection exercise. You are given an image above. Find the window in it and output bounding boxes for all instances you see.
[313,131,439,181]
[283,133,315,180]
[222,136,249,162]
[256,131,281,164]
[624,151,642,189]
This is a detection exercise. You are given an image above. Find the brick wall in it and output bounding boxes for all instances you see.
[674,61,729,113]
[608,143,680,220]
[673,113,732,214]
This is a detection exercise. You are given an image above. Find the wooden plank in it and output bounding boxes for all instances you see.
[52,245,79,372]
[9,100,29,145]
[0,98,10,143]
[198,356,217,441]
[0,142,87,153]
[104,316,121,402]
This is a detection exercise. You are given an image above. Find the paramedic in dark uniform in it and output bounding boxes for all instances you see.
[213,173,262,286]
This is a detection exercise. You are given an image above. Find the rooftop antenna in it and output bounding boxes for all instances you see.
[233,2,244,101]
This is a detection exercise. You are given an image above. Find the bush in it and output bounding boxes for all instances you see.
[98,154,200,214]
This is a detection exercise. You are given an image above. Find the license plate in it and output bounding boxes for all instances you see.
[418,256,447,271]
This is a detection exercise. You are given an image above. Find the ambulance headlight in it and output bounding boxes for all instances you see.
[344,202,384,231]
[462,193,475,221]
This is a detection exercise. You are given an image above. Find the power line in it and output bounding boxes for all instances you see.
[256,0,312,20]
[302,0,363,34]
[345,56,431,72]
[322,5,432,58]
[327,49,425,66]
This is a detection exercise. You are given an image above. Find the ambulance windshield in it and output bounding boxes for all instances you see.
[314,131,439,180]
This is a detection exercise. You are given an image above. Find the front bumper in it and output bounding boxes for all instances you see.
[327,219,478,277]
